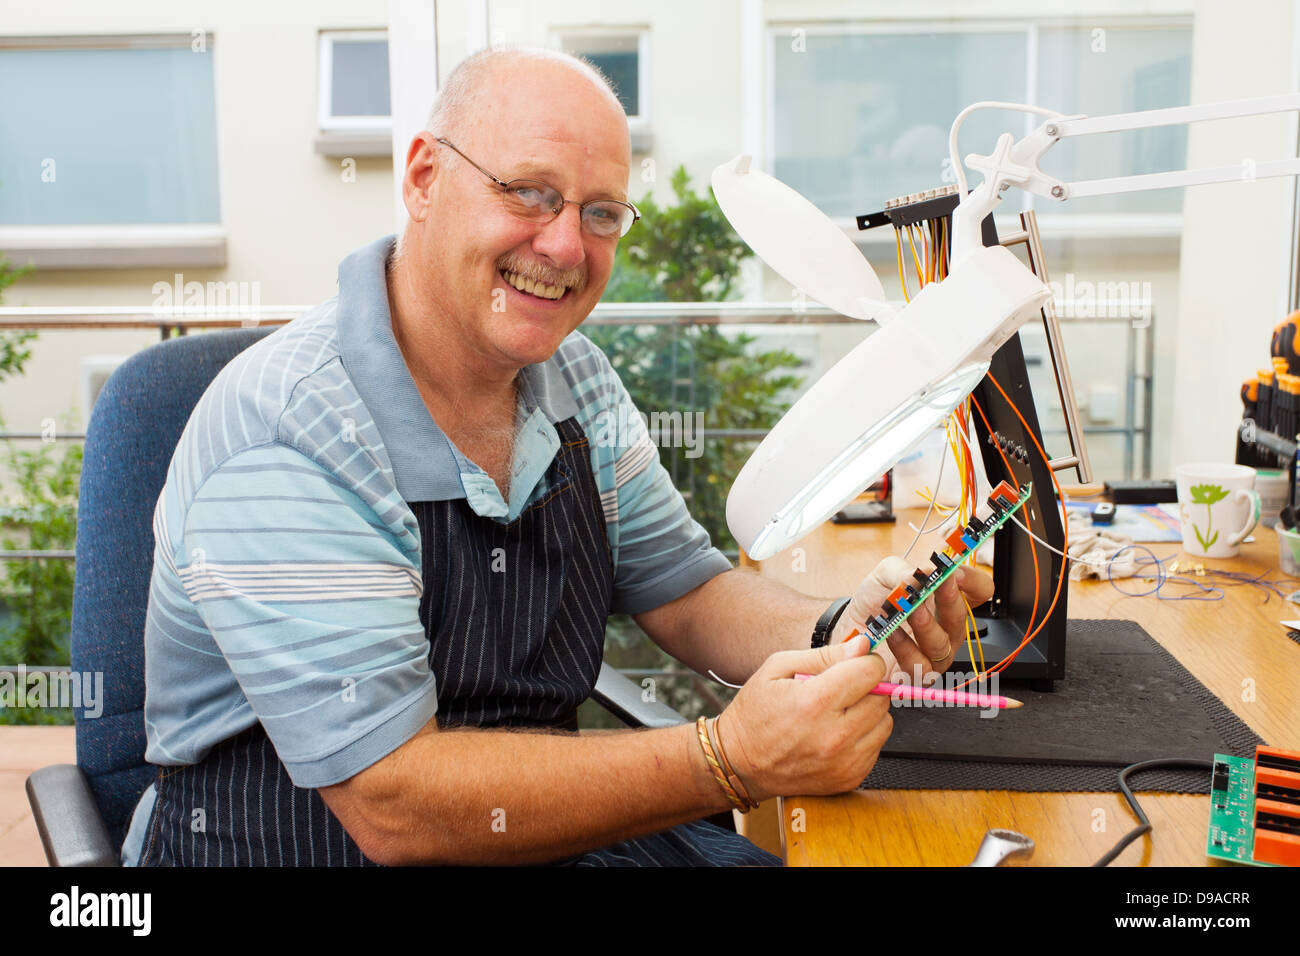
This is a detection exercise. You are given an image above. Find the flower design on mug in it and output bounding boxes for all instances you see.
[1188,483,1229,551]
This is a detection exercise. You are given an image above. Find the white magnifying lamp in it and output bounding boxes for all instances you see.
[720,92,1300,562]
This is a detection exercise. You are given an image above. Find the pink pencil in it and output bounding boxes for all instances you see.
[793,673,1022,709]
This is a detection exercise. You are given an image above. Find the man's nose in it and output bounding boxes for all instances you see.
[531,202,586,272]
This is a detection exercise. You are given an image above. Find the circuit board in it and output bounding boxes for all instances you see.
[1206,754,1273,866]
[859,480,1032,650]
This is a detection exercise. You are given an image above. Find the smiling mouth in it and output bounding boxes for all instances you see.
[500,269,569,301]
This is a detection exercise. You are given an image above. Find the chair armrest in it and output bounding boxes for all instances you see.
[26,764,119,867]
[591,663,690,728]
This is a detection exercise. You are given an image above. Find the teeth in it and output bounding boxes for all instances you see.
[502,270,565,300]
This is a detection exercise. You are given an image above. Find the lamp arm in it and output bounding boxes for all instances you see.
[950,92,1300,264]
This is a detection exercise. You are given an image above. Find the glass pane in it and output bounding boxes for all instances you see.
[330,38,390,117]
[560,35,640,115]
[586,51,638,115]
[1036,26,1192,214]
[0,45,220,225]
[772,30,1028,218]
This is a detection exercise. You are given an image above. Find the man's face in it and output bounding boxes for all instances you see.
[413,62,631,373]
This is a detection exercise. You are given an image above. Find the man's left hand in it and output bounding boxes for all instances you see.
[833,556,996,683]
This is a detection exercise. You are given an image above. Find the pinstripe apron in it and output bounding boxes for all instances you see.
[138,416,779,866]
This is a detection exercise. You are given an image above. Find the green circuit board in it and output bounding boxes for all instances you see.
[1206,753,1274,866]
[863,482,1032,650]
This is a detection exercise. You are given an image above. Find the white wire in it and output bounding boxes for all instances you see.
[1006,512,1073,562]
[902,435,949,560]
[948,101,1067,199]
[707,669,743,689]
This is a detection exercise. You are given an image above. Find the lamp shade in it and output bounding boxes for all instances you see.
[724,241,1052,560]
[711,155,892,323]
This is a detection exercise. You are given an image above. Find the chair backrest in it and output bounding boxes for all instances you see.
[70,326,276,849]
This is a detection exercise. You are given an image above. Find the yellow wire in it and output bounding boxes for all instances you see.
[900,213,988,675]
[895,230,910,303]
[961,595,977,671]
[905,225,924,287]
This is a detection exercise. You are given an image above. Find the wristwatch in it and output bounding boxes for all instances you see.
[810,596,852,648]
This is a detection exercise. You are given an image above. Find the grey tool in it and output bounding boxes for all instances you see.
[967,829,1035,866]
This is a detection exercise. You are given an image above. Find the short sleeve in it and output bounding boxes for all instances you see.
[179,443,435,788]
[602,378,733,615]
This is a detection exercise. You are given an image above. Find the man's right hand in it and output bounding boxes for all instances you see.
[716,634,893,802]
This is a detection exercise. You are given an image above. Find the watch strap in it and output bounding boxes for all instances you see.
[811,596,852,648]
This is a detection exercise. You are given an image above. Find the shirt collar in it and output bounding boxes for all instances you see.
[336,234,579,503]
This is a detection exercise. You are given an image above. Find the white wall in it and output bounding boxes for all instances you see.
[1172,0,1297,469]
[1,0,1296,491]
[0,0,396,439]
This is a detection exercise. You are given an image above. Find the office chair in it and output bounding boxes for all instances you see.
[25,324,689,866]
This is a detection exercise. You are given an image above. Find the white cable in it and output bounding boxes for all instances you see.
[902,435,949,560]
[948,101,1066,199]
[1006,512,1073,562]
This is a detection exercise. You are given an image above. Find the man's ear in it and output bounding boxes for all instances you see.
[401,131,441,222]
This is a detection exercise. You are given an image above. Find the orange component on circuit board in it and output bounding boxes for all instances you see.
[1256,764,1300,796]
[886,585,910,612]
[1256,744,1300,766]
[945,528,970,555]
[1251,744,1300,867]
[988,480,1019,509]
[1253,798,1300,867]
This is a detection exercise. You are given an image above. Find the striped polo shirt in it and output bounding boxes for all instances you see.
[138,234,732,797]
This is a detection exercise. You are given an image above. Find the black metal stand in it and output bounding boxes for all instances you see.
[859,196,1069,689]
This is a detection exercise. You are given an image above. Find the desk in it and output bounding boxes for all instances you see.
[756,502,1300,866]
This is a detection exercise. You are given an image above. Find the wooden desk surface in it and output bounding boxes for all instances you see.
[757,497,1300,866]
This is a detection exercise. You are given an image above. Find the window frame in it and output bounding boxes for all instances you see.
[0,33,226,269]
[317,29,392,133]
[551,26,651,137]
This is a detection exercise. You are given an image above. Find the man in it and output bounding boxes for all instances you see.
[124,47,993,866]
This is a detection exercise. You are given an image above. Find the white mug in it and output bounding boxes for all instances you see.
[1175,463,1261,558]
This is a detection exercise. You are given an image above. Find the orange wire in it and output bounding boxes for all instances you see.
[982,371,1067,665]
[895,230,910,303]
[958,371,1069,683]
[950,390,1043,689]
[906,225,924,287]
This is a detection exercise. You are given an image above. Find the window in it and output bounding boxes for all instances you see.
[557,30,651,150]
[0,36,220,227]
[318,30,391,133]
[770,21,1192,222]
[1035,25,1192,215]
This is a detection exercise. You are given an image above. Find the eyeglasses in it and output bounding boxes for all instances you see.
[436,137,640,239]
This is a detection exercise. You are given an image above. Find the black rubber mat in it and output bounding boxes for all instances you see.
[862,618,1264,793]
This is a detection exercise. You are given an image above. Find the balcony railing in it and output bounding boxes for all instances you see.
[0,298,1153,549]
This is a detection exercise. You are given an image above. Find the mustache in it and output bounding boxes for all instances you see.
[496,252,587,294]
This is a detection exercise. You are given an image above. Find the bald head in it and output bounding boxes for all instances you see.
[389,43,633,385]
[426,47,627,146]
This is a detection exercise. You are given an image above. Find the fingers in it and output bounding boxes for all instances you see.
[901,591,952,663]
[957,564,995,605]
[798,643,889,710]
[929,579,967,658]
[762,631,871,681]
[885,626,936,683]
[844,555,913,631]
